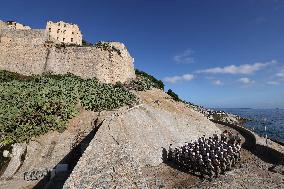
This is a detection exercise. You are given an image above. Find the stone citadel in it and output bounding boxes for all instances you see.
[0,20,135,83]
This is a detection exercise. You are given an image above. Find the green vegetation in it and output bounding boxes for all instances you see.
[0,70,32,82]
[126,69,165,91]
[212,113,225,121]
[126,78,154,91]
[94,41,122,56]
[0,70,136,146]
[166,89,181,101]
[128,69,182,102]
[135,69,164,90]
[94,41,111,50]
[82,39,93,47]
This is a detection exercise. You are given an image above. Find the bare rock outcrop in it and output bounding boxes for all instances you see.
[0,108,99,189]
[63,101,221,188]
[1,143,26,179]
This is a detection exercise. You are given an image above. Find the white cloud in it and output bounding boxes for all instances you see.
[266,81,280,85]
[197,60,277,74]
[182,74,195,80]
[174,49,195,64]
[164,74,194,84]
[276,69,284,78]
[238,77,255,85]
[212,80,223,86]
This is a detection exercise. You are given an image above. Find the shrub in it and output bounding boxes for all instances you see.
[94,41,122,56]
[82,39,93,47]
[126,78,153,91]
[135,69,164,90]
[0,70,32,82]
[166,89,181,101]
[0,72,136,146]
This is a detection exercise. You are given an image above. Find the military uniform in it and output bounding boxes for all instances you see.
[168,144,173,161]
[166,131,242,179]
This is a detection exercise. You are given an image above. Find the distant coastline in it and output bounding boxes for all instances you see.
[218,108,284,143]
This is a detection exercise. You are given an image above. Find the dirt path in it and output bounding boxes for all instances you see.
[141,123,284,189]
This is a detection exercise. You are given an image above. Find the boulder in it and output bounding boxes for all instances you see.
[1,143,26,179]
[2,150,10,158]
[63,104,221,188]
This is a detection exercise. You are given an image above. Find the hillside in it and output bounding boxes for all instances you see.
[1,69,282,189]
[63,88,221,188]
[0,69,222,188]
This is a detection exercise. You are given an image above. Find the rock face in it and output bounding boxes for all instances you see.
[1,143,26,179]
[0,108,100,189]
[63,101,221,188]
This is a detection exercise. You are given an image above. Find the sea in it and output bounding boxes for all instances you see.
[219,108,284,143]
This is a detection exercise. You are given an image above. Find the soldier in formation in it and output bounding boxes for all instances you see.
[167,131,241,179]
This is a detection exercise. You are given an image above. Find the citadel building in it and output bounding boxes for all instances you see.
[0,20,82,45]
[0,20,135,84]
[46,21,82,45]
[0,20,31,30]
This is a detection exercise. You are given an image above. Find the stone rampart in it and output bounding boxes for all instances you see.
[0,29,48,75]
[0,29,135,83]
[45,43,135,83]
[0,29,47,44]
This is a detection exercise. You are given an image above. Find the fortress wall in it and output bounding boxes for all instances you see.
[0,29,135,83]
[0,20,8,29]
[0,29,48,75]
[0,29,48,44]
[45,43,136,83]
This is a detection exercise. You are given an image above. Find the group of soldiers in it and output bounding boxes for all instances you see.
[167,130,242,179]
[24,169,49,181]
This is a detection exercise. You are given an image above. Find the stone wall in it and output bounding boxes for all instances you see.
[0,20,31,30]
[0,20,8,29]
[45,42,135,83]
[0,29,47,44]
[0,29,135,83]
[0,29,48,75]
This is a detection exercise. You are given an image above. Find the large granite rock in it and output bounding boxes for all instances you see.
[1,143,26,179]
[63,104,221,188]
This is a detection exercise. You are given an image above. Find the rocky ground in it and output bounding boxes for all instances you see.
[63,95,221,188]
[192,124,284,189]
[139,123,284,189]
[1,88,283,189]
[0,107,103,189]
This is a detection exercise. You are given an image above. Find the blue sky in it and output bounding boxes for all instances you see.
[1,0,284,108]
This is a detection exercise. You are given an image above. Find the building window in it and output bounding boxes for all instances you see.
[63,38,65,42]
[71,38,73,42]
[58,23,60,26]
[57,37,59,40]
[57,29,60,33]
[72,32,74,34]
[64,24,66,27]
[49,28,51,32]
[63,30,66,33]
